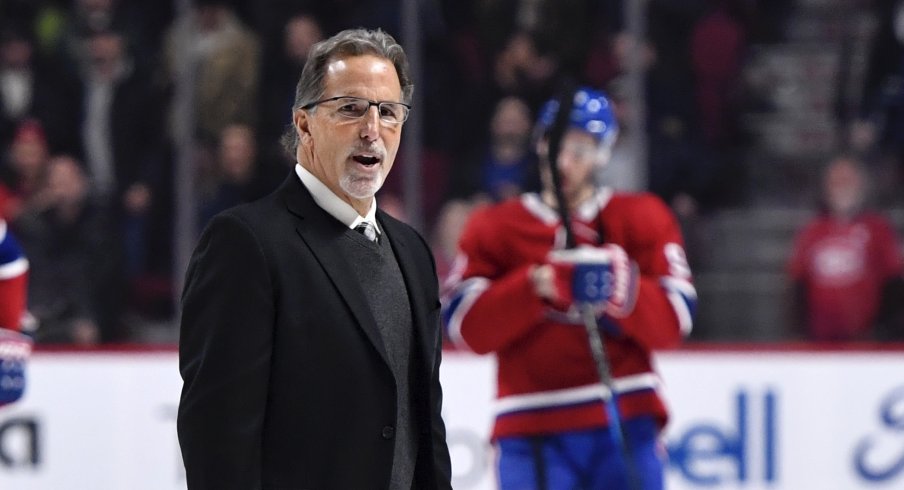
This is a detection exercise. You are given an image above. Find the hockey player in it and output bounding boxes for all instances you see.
[442,87,696,489]
[0,218,31,407]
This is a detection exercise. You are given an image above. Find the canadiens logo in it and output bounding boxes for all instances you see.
[812,239,866,286]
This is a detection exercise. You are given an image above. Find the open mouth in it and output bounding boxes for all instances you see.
[352,154,381,167]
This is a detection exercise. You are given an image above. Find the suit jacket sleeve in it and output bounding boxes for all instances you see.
[177,212,274,489]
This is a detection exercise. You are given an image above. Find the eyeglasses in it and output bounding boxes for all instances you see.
[301,96,411,125]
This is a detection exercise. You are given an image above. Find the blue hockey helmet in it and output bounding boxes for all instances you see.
[535,87,618,148]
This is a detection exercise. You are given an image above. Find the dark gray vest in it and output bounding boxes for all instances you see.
[342,228,417,489]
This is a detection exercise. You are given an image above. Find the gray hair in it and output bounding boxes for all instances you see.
[280,28,413,157]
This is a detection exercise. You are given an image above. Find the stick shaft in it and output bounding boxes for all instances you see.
[580,304,642,490]
[546,83,641,490]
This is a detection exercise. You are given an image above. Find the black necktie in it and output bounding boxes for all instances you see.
[355,222,377,242]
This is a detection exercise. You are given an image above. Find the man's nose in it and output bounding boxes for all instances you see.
[359,107,381,140]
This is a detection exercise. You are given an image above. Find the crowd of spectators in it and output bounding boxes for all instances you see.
[0,0,901,344]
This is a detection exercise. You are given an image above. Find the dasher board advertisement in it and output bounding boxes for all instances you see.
[0,348,902,489]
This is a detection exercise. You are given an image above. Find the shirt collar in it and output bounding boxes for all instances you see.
[521,187,613,224]
[295,164,381,234]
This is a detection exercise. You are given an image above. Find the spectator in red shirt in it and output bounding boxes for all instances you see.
[789,155,904,341]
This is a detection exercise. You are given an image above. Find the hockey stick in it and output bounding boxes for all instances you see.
[544,82,642,490]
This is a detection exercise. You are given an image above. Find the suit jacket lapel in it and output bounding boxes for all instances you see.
[281,176,390,365]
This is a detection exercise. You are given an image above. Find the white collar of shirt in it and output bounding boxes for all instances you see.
[295,163,381,235]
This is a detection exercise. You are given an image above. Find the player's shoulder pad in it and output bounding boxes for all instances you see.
[606,191,676,224]
[460,198,523,236]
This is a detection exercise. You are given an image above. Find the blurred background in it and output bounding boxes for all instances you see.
[1,1,904,489]
[2,0,901,347]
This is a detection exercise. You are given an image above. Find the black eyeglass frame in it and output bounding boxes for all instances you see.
[300,96,412,124]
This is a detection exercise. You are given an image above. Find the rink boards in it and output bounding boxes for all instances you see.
[0,346,902,490]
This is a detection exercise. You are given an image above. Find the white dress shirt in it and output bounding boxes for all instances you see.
[294,164,381,238]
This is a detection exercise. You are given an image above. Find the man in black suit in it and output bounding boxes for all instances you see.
[177,28,452,489]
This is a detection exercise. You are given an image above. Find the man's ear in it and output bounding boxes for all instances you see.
[294,110,312,144]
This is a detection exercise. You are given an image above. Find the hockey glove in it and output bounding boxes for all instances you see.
[547,244,639,318]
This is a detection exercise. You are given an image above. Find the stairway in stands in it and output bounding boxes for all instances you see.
[687,0,901,341]
[688,208,812,341]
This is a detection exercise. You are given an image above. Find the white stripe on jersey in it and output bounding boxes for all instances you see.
[444,277,490,350]
[494,372,661,416]
[0,257,28,280]
[660,276,696,336]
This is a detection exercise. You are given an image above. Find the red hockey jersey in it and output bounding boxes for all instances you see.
[788,212,904,340]
[0,219,28,331]
[442,189,696,439]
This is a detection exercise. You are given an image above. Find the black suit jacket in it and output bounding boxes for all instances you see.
[177,172,452,489]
